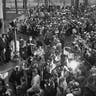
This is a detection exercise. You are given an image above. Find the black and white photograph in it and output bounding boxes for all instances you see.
[0,0,96,96]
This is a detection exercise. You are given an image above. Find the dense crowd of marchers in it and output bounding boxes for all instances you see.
[0,4,96,96]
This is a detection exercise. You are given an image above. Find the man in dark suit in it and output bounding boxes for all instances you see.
[0,77,6,96]
[26,36,36,57]
[0,36,5,64]
[0,19,3,34]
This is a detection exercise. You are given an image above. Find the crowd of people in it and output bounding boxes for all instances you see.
[0,3,96,96]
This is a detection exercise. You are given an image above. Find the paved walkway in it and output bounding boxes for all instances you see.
[0,59,25,74]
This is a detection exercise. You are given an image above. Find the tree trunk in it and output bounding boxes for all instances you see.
[23,0,27,14]
[63,0,65,8]
[84,0,88,9]
[71,0,74,7]
[45,0,49,7]
[3,0,6,20]
[0,0,3,19]
[15,0,18,14]
[23,0,24,9]
[37,0,40,7]
[74,0,79,16]
[75,0,79,9]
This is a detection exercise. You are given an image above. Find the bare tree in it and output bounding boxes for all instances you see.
[15,0,18,14]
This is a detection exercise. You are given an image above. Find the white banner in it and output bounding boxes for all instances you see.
[0,0,3,19]
[0,72,8,79]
